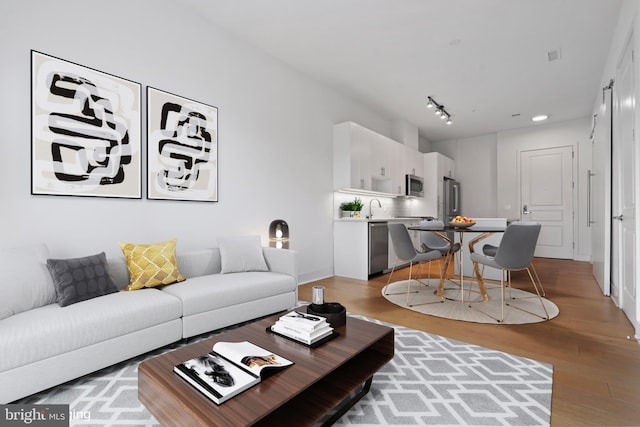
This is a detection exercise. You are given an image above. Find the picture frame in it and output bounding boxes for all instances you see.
[147,87,218,202]
[31,50,142,198]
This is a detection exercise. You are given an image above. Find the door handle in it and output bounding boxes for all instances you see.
[523,204,533,215]
[613,215,624,221]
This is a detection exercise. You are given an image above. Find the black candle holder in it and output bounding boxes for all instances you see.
[306,302,346,328]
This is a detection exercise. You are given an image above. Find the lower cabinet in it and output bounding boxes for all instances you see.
[333,220,424,281]
[334,221,369,280]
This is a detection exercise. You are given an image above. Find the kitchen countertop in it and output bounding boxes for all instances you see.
[334,216,434,223]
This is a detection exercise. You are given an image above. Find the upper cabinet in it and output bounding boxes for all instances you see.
[333,121,426,196]
[334,122,370,190]
[334,121,407,195]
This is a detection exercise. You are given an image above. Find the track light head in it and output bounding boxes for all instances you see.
[427,96,453,127]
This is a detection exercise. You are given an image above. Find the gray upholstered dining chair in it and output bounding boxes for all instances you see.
[385,223,442,307]
[481,243,545,297]
[469,222,548,322]
[418,220,461,276]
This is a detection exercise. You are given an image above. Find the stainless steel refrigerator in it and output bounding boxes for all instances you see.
[443,177,461,221]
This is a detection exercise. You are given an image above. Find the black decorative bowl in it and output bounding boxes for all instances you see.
[306,302,346,328]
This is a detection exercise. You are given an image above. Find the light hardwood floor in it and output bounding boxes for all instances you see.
[298,258,640,426]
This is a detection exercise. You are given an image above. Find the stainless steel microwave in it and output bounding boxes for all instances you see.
[405,174,424,197]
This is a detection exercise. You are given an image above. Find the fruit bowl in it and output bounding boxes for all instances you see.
[449,220,476,228]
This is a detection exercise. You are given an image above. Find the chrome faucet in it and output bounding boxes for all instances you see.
[369,198,382,219]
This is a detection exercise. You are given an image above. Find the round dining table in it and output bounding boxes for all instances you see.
[408,224,507,302]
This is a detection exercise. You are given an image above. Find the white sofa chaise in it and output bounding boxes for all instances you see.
[0,244,297,403]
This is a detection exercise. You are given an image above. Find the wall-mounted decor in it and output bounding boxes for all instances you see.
[147,87,218,202]
[31,51,141,198]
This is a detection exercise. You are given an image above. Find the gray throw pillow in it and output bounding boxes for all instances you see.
[47,252,118,307]
[217,236,269,274]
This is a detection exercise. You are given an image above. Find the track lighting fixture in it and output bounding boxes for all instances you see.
[426,96,452,125]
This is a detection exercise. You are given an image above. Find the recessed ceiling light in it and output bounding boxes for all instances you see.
[532,115,548,122]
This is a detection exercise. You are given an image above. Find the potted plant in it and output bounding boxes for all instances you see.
[340,197,364,218]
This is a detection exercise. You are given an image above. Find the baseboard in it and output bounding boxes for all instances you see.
[298,268,333,285]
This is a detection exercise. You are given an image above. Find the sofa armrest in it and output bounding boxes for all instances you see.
[262,247,298,283]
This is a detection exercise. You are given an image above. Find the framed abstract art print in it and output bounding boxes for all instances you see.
[147,87,218,202]
[31,50,142,198]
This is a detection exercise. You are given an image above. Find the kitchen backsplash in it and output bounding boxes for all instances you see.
[334,192,427,219]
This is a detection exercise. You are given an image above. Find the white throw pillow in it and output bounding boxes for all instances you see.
[0,244,57,320]
[217,236,269,274]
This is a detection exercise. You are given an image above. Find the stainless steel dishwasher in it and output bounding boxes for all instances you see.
[368,222,389,275]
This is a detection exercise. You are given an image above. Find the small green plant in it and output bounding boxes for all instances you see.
[340,197,364,211]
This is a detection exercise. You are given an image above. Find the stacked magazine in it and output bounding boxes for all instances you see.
[270,311,334,345]
[174,341,293,404]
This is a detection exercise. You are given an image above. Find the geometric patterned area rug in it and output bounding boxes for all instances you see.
[17,315,552,427]
[383,279,560,325]
[335,315,552,426]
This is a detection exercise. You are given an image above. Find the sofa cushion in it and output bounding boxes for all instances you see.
[47,252,119,306]
[119,238,186,290]
[218,236,268,274]
[0,288,182,372]
[0,244,56,320]
[160,272,296,316]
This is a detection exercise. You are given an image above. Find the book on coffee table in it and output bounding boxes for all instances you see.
[269,311,337,346]
[277,311,329,331]
[174,341,293,404]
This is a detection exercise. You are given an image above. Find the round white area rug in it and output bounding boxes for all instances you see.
[382,278,559,324]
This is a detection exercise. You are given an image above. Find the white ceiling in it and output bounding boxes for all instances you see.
[179,0,622,142]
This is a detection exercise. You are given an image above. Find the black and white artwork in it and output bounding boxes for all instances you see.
[31,51,141,198]
[147,87,218,202]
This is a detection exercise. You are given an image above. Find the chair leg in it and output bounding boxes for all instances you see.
[416,260,428,287]
[404,259,446,308]
[468,267,506,323]
[384,261,398,292]
[506,267,549,320]
[406,262,414,306]
[500,272,505,322]
[530,262,545,296]
[384,261,419,297]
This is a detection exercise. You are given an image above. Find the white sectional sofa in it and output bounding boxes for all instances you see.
[0,243,297,403]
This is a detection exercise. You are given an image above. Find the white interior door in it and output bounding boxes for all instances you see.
[591,88,612,296]
[613,37,637,331]
[520,146,574,259]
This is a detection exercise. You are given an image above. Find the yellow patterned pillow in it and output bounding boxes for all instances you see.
[119,239,185,291]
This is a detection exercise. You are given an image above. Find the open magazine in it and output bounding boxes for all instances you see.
[174,341,293,404]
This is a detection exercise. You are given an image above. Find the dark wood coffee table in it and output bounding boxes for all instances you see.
[138,310,394,426]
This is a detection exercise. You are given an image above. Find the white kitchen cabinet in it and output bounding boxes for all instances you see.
[334,121,420,196]
[334,220,369,280]
[423,152,455,220]
[334,122,372,191]
[370,131,396,194]
[405,145,424,177]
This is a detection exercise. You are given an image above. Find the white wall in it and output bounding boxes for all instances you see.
[496,117,592,261]
[431,134,498,218]
[431,118,591,261]
[0,0,395,284]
